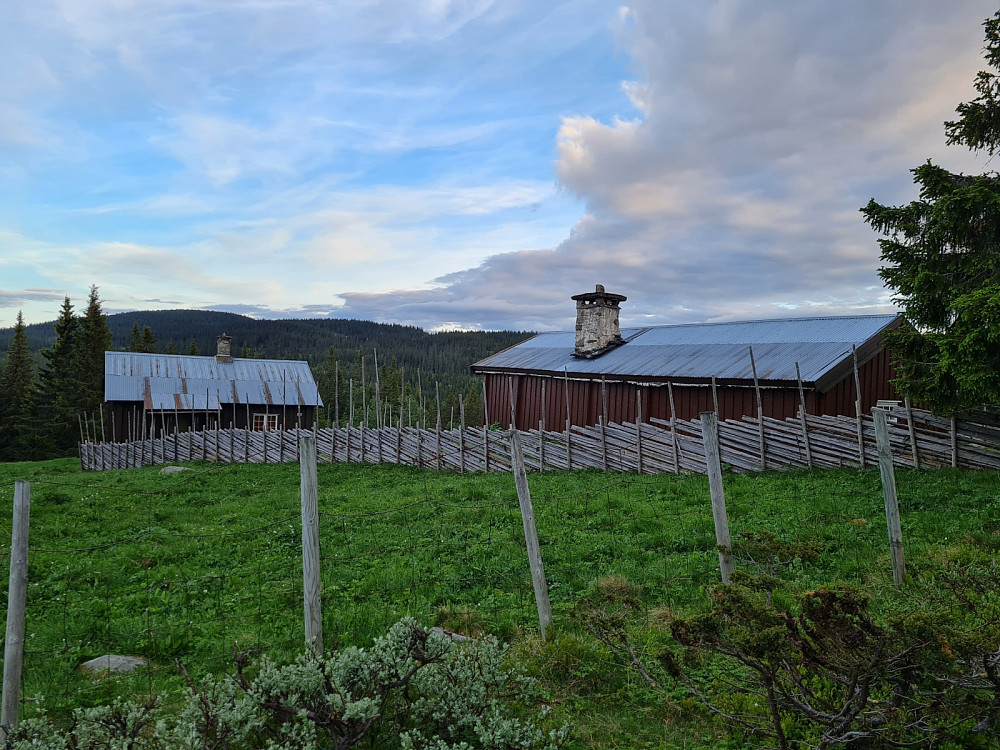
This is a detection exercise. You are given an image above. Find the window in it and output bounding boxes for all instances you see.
[252,414,278,431]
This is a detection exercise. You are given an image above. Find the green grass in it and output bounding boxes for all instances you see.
[1,458,999,747]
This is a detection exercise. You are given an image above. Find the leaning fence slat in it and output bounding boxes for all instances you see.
[873,411,905,584]
[699,414,734,584]
[510,429,552,639]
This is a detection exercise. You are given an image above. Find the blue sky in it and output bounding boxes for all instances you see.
[1,0,997,332]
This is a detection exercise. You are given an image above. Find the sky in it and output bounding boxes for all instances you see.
[1,0,997,333]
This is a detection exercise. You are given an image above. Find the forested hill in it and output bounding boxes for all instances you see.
[1,309,533,380]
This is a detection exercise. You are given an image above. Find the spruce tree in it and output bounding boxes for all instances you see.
[862,11,1000,413]
[127,323,143,352]
[188,339,199,355]
[0,312,39,460]
[141,326,156,353]
[37,296,81,457]
[74,285,113,417]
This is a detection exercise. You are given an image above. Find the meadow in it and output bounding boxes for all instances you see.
[1,457,999,748]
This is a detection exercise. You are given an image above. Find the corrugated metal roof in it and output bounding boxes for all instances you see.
[471,314,900,384]
[105,352,323,409]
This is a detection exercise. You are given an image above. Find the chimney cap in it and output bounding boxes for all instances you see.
[571,284,627,304]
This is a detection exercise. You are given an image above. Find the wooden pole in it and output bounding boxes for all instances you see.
[373,348,381,429]
[600,377,608,471]
[904,397,920,470]
[563,367,572,470]
[1,482,30,740]
[298,436,323,651]
[510,430,552,639]
[873,410,906,585]
[361,356,368,428]
[667,382,679,474]
[635,389,644,474]
[334,361,340,428]
[459,395,466,473]
[436,382,442,469]
[711,375,720,417]
[951,415,959,468]
[795,362,813,468]
[853,346,865,468]
[699,413,735,585]
[482,379,490,472]
[748,346,765,470]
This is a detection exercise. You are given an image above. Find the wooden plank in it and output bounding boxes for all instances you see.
[700,414,734,584]
[873,411,905,584]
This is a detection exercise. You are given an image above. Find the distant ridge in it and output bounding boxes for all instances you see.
[0,309,533,386]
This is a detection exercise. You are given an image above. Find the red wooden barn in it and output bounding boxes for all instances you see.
[471,286,903,430]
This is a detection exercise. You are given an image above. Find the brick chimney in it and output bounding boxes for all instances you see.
[215,333,233,364]
[571,284,627,358]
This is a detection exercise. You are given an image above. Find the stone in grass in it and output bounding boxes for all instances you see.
[160,466,190,475]
[80,655,147,675]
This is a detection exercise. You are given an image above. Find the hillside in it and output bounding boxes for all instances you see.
[0,309,533,383]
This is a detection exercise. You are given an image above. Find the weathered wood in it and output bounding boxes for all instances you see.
[852,346,865,468]
[299,436,323,651]
[748,346,766,470]
[510,429,552,639]
[667,382,680,474]
[951,415,959,468]
[2,482,30,740]
[873,411,905,584]
[795,362,813,468]
[699,414,735,584]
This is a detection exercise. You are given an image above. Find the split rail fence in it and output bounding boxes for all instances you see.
[79,406,1000,473]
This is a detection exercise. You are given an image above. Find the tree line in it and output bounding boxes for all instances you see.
[0,287,112,461]
[0,291,526,461]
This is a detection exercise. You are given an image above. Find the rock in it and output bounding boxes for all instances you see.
[80,655,147,674]
[159,466,190,475]
[429,627,474,643]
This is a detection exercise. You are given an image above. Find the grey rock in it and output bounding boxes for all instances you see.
[80,655,147,674]
[159,466,190,475]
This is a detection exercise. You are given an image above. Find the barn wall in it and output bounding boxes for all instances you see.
[483,348,898,430]
[106,402,316,442]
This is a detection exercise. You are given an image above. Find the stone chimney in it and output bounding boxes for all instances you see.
[571,284,627,358]
[215,333,233,364]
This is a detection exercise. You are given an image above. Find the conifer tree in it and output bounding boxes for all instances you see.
[74,286,113,417]
[0,312,39,460]
[141,325,156,353]
[188,339,199,355]
[127,323,143,352]
[37,297,81,456]
[862,11,1000,413]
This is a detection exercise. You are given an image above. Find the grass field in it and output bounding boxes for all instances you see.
[1,457,999,748]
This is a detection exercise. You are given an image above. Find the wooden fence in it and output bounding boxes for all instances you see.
[79,406,1000,473]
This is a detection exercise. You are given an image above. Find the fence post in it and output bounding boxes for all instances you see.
[699,413,735,585]
[748,347,766,470]
[298,436,323,652]
[853,346,866,468]
[904,397,920,470]
[510,430,552,640]
[872,410,906,585]
[2,482,30,741]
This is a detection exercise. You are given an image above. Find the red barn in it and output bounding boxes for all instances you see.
[471,286,903,430]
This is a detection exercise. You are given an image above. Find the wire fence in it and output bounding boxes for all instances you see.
[2,447,998,721]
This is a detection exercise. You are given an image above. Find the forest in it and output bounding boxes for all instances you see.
[0,289,532,461]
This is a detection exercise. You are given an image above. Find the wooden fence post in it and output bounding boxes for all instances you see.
[951,415,959,468]
[748,346,766,470]
[904,397,920,470]
[795,362,813,468]
[853,346,865,468]
[2,482,30,740]
[510,430,552,639]
[873,410,906,585]
[298,436,323,652]
[699,413,735,584]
